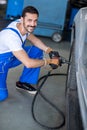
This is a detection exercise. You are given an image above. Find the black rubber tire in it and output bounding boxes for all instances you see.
[65,24,76,94]
[65,25,83,130]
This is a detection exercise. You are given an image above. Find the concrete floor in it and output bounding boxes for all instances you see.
[0,34,71,130]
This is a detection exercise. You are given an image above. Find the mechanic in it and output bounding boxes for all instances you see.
[0,6,59,101]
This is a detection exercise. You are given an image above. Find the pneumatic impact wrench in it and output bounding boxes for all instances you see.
[49,51,70,69]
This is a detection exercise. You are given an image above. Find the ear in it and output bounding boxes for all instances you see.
[20,17,23,23]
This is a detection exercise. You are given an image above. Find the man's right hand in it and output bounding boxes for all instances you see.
[47,58,59,66]
[46,58,59,69]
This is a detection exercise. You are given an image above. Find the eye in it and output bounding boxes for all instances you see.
[35,19,38,22]
[28,19,32,22]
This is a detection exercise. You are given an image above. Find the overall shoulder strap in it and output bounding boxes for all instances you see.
[5,27,23,44]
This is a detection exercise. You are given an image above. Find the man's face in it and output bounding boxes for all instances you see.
[22,13,38,33]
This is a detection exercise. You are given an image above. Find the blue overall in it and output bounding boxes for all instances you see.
[0,28,43,101]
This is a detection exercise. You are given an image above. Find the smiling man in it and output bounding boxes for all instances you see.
[0,6,59,101]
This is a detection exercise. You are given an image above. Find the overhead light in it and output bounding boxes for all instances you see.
[0,0,6,4]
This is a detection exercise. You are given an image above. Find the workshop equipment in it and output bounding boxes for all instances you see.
[6,0,23,19]
[6,0,68,42]
[23,0,68,42]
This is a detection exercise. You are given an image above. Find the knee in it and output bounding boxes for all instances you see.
[29,46,43,59]
[32,46,43,54]
[0,89,8,101]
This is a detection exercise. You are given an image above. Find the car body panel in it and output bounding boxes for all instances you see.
[73,7,87,130]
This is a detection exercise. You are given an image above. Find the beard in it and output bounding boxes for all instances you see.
[23,22,36,33]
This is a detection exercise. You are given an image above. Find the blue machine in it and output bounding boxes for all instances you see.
[23,0,68,42]
[6,0,24,19]
[6,0,68,42]
[69,7,79,28]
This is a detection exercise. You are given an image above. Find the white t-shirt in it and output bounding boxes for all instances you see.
[0,19,28,54]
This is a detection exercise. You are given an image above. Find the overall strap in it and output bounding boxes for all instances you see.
[5,27,24,44]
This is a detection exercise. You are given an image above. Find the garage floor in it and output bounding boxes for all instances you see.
[0,31,71,130]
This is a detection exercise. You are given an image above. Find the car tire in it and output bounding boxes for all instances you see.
[65,25,83,130]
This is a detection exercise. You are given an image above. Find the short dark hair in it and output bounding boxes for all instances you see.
[22,6,39,17]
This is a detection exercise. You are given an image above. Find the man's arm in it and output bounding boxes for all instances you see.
[27,33,52,53]
[12,49,45,68]
[12,49,59,68]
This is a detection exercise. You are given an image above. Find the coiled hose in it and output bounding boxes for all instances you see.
[31,70,67,129]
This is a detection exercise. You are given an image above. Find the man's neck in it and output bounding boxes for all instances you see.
[16,23,27,36]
